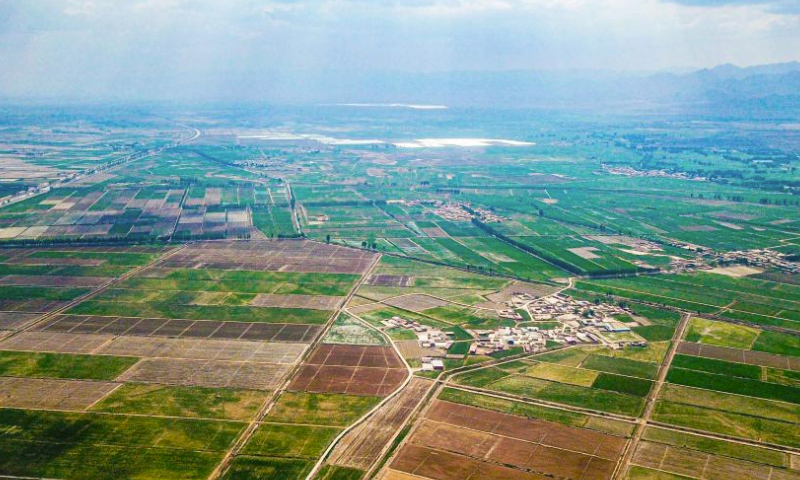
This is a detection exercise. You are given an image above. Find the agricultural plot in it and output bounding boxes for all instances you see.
[222,391,381,480]
[289,344,407,396]
[0,246,165,334]
[577,273,800,331]
[0,408,244,480]
[327,377,433,471]
[0,240,378,480]
[385,395,630,480]
[628,427,800,480]
[651,320,800,449]
[453,344,663,417]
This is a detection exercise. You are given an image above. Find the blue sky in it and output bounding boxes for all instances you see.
[1,0,799,100]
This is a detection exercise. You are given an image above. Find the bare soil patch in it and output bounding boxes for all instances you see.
[0,377,118,410]
[116,358,290,390]
[328,377,432,470]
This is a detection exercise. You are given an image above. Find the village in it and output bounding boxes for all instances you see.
[380,291,647,371]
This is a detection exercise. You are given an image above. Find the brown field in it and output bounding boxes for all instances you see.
[632,441,800,480]
[394,340,441,359]
[289,364,407,396]
[390,444,549,480]
[425,401,626,460]
[0,299,71,313]
[678,341,800,371]
[250,293,343,310]
[116,358,290,390]
[421,227,448,238]
[0,377,118,410]
[34,315,321,342]
[328,377,433,470]
[306,344,405,368]
[392,400,625,480]
[159,240,377,274]
[0,312,40,331]
[0,331,114,354]
[383,294,450,312]
[96,336,307,363]
[0,274,111,287]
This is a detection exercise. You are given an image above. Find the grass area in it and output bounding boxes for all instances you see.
[684,317,760,349]
[642,426,789,468]
[652,400,800,448]
[659,383,800,424]
[242,423,341,458]
[220,456,313,480]
[666,367,800,405]
[0,408,244,480]
[68,300,329,324]
[316,465,365,480]
[591,372,652,397]
[489,375,645,416]
[28,250,157,266]
[267,392,380,426]
[580,354,658,380]
[452,367,510,388]
[0,351,138,380]
[670,354,762,379]
[523,361,599,387]
[127,269,358,296]
[752,330,800,358]
[91,384,265,421]
[438,388,634,436]
[0,285,89,301]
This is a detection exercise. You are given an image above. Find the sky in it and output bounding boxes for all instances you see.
[1,0,799,101]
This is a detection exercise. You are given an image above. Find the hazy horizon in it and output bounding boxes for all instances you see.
[2,0,800,104]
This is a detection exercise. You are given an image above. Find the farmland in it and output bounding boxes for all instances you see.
[1,105,800,480]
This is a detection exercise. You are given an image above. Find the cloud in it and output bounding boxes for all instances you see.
[0,0,799,101]
[659,0,800,13]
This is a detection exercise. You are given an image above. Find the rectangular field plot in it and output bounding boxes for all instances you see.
[35,314,321,342]
[327,378,432,470]
[307,344,405,368]
[631,440,800,480]
[160,240,378,274]
[289,364,407,396]
[91,384,265,420]
[389,399,627,480]
[0,331,114,354]
[0,312,40,331]
[289,344,407,397]
[0,408,244,480]
[96,336,306,363]
[250,293,344,310]
[0,350,138,380]
[0,377,119,410]
[267,392,381,427]
[68,298,331,324]
[116,358,291,390]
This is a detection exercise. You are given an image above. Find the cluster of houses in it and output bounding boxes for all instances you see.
[381,290,648,372]
[520,292,629,322]
[715,249,799,274]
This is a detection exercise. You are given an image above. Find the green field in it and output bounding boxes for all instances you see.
[0,351,138,380]
[266,392,380,427]
[0,409,244,480]
[92,384,265,421]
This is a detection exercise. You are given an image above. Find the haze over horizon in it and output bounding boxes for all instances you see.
[1,0,800,104]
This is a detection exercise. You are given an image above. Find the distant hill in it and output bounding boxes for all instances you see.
[315,62,800,118]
